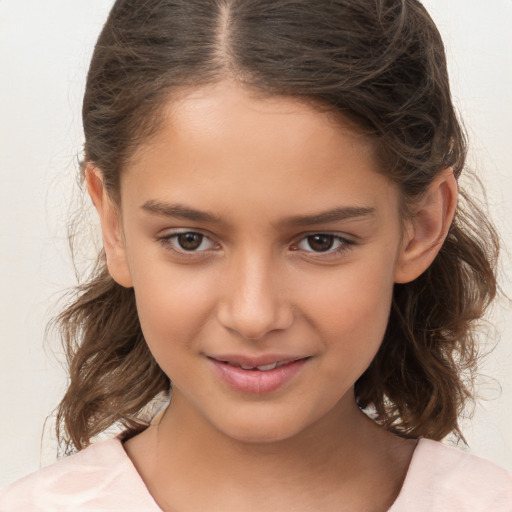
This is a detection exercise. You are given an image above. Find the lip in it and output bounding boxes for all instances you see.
[208,353,308,368]
[208,355,310,394]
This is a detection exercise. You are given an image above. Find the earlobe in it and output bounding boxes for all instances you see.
[394,168,458,284]
[85,165,133,288]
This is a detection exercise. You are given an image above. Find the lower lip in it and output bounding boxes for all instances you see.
[208,358,309,394]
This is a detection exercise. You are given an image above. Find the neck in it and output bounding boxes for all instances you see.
[124,390,415,511]
[158,390,368,474]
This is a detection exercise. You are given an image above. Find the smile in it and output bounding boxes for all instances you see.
[207,356,310,394]
[221,359,299,371]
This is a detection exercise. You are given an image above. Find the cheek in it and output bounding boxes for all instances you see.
[129,262,217,363]
[300,257,396,364]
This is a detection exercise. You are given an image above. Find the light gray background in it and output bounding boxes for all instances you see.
[1,0,511,487]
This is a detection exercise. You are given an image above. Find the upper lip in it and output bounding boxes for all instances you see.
[207,354,309,368]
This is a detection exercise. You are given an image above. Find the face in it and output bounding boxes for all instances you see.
[102,82,410,443]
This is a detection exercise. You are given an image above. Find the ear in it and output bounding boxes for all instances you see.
[85,165,133,288]
[394,168,458,284]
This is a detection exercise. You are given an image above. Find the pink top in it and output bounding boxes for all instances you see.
[1,437,511,511]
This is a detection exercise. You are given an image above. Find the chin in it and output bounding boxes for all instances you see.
[210,409,310,445]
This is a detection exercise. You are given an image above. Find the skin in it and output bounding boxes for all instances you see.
[87,81,457,511]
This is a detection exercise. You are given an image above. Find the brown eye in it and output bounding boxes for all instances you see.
[159,231,217,255]
[177,232,204,251]
[306,234,334,252]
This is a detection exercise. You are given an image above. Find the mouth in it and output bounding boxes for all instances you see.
[213,358,306,372]
[207,355,311,394]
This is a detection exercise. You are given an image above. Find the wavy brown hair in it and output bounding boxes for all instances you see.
[56,0,499,452]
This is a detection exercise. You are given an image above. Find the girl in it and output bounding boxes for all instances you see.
[1,0,511,510]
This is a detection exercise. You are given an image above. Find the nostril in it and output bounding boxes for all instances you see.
[216,279,294,339]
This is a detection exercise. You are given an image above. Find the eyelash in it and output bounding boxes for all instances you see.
[158,231,219,255]
[157,231,355,259]
[293,234,354,257]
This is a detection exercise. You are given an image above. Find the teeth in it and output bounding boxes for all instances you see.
[225,359,299,371]
[256,362,278,371]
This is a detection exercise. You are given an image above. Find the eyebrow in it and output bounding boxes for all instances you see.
[282,206,376,226]
[142,200,376,227]
[142,200,224,224]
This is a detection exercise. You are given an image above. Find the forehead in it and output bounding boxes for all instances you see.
[122,81,399,220]
[159,81,373,158]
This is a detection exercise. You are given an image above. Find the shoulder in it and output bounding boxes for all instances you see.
[0,437,161,511]
[391,438,512,512]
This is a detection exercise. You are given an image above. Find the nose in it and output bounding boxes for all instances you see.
[216,252,294,341]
